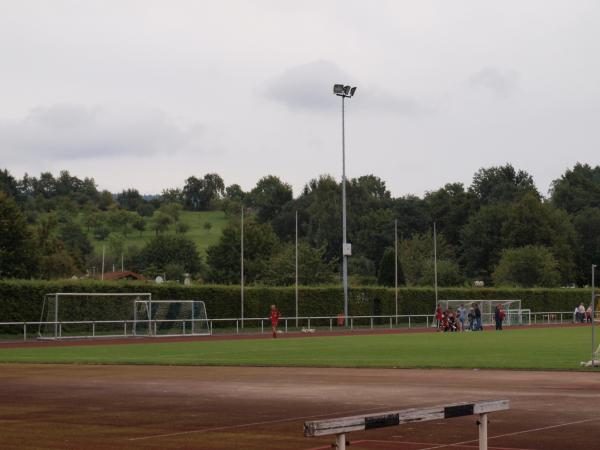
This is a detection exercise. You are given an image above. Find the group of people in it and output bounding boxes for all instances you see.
[573,302,594,323]
[435,303,506,332]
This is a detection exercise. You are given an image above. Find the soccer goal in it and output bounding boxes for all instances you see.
[133,300,211,337]
[38,292,152,340]
[439,299,528,326]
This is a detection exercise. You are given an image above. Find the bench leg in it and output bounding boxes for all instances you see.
[478,413,488,450]
[336,433,346,450]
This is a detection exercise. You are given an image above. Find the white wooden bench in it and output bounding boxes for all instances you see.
[304,399,509,450]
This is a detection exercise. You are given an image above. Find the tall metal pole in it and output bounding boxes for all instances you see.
[395,219,398,324]
[433,222,438,304]
[592,264,596,364]
[101,245,105,281]
[241,207,244,329]
[341,95,349,323]
[295,210,299,328]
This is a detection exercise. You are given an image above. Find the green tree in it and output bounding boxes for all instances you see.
[249,175,293,223]
[203,222,213,233]
[260,242,337,285]
[59,222,93,266]
[175,222,190,234]
[377,247,405,286]
[183,173,225,211]
[206,219,279,283]
[425,182,476,249]
[493,245,561,287]
[401,232,455,286]
[0,169,20,199]
[551,163,600,214]
[132,215,146,236]
[470,164,539,205]
[573,207,600,283]
[151,212,173,235]
[0,192,38,278]
[116,188,144,211]
[136,235,203,275]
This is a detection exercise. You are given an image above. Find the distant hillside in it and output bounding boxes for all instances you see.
[85,210,227,256]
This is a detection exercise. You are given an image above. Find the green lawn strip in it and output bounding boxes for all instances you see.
[0,327,596,370]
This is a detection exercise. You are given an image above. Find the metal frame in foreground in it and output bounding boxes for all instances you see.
[304,399,509,450]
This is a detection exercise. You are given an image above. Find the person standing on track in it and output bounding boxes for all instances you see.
[435,304,443,331]
[457,304,466,332]
[494,305,505,331]
[270,304,280,338]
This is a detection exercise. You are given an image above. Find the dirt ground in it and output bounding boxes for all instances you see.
[1,364,599,450]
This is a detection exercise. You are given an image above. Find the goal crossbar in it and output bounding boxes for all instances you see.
[133,299,210,337]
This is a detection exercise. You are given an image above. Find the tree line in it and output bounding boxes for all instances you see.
[1,163,599,287]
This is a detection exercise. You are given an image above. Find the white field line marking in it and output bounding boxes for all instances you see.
[417,416,600,450]
[355,441,534,450]
[389,441,533,449]
[129,405,388,441]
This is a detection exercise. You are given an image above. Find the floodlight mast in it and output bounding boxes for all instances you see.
[333,84,357,325]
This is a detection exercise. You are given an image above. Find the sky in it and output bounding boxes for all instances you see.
[1,0,599,197]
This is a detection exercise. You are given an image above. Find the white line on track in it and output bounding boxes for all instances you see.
[128,405,388,441]
[416,416,600,450]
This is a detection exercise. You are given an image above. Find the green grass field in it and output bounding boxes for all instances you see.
[0,327,597,370]
[87,210,227,255]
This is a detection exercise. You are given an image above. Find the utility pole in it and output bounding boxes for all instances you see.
[333,84,357,324]
[295,210,299,328]
[592,264,597,365]
[433,222,438,305]
[395,219,398,324]
[101,245,105,281]
[241,206,244,329]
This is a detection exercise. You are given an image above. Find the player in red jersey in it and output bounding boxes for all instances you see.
[270,304,280,338]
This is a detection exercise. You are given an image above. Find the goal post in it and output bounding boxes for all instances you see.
[38,292,152,340]
[439,299,526,326]
[133,300,211,337]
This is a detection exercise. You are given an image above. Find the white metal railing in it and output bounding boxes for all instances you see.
[1,310,595,342]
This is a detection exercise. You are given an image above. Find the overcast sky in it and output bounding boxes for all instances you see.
[1,0,599,197]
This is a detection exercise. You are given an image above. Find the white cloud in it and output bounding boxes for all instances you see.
[469,67,520,98]
[0,105,204,162]
[261,60,425,115]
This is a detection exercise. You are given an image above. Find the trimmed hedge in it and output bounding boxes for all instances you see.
[0,280,594,323]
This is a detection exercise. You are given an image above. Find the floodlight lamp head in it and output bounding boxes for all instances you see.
[343,85,351,95]
[350,86,357,97]
[333,84,345,94]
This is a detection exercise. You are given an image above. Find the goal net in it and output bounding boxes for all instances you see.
[439,299,527,326]
[38,292,152,339]
[133,300,210,337]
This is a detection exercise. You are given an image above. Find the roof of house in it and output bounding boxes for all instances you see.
[102,271,146,281]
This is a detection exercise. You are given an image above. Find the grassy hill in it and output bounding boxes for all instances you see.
[87,210,228,256]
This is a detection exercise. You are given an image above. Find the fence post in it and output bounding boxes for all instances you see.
[426,316,429,328]
[23,323,27,341]
[306,319,309,331]
[330,318,333,331]
[92,322,95,337]
[124,321,127,336]
[370,317,373,329]
[350,318,353,330]
[408,316,411,329]
[261,319,264,334]
[183,321,186,335]
[59,322,62,338]
[236,320,239,334]
[478,413,488,450]
[336,433,346,450]
[209,320,213,335]
[390,317,392,329]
